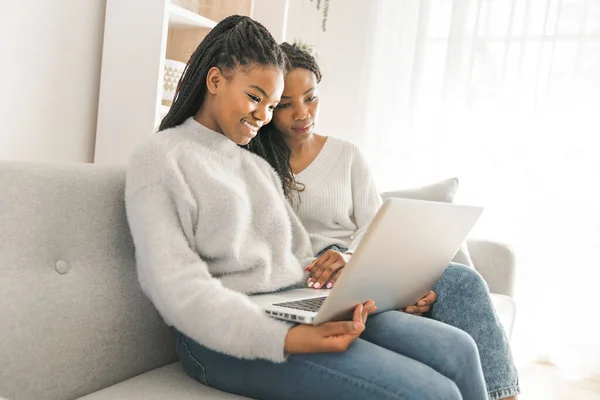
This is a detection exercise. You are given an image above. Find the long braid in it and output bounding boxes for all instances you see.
[159,15,285,132]
[246,42,322,201]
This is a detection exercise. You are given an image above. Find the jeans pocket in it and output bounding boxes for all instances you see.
[176,333,211,387]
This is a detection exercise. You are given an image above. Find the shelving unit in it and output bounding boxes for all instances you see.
[168,3,217,28]
[94,0,252,165]
[159,105,171,117]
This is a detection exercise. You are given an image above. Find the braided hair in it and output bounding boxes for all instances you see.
[246,42,322,201]
[280,42,322,83]
[159,15,286,132]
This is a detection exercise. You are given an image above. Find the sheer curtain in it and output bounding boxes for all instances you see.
[361,0,600,376]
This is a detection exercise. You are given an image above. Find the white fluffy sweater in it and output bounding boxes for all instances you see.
[125,117,315,363]
[294,137,383,255]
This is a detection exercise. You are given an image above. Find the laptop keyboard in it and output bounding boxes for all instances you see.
[274,296,327,313]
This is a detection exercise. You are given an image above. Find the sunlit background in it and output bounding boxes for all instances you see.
[291,0,600,380]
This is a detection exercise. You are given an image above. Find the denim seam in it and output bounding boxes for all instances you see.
[294,356,407,400]
[488,384,520,400]
[489,383,520,392]
[180,335,211,387]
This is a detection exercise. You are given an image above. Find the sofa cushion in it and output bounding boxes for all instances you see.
[0,162,176,400]
[380,178,474,267]
[77,362,249,400]
[381,177,459,203]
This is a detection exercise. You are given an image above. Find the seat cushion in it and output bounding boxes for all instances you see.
[77,362,249,400]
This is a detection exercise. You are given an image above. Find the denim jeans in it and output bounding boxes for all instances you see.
[322,245,521,400]
[431,263,520,399]
[176,308,487,399]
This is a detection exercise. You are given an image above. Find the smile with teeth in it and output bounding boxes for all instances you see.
[241,119,260,133]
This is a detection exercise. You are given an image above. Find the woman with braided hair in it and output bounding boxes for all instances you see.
[247,42,520,400]
[126,17,488,400]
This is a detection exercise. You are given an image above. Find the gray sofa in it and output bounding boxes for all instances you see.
[0,162,517,400]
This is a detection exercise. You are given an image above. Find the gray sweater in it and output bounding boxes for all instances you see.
[125,117,315,362]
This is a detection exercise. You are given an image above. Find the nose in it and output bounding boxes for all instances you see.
[293,104,310,121]
[253,105,270,123]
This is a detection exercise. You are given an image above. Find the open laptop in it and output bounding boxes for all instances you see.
[250,198,483,325]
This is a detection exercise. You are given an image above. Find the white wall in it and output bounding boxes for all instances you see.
[251,0,289,43]
[0,0,106,163]
[0,0,370,163]
[282,0,379,147]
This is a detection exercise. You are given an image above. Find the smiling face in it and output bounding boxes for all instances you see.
[272,68,320,141]
[201,64,284,145]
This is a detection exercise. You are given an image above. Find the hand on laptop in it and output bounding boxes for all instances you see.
[284,300,376,355]
[403,291,437,316]
[305,249,351,289]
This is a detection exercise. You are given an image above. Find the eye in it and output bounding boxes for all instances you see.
[247,93,260,103]
[268,105,276,111]
[277,103,291,109]
[307,96,317,102]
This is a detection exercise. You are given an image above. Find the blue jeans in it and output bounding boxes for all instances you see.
[176,310,487,399]
[431,263,520,399]
[323,245,520,400]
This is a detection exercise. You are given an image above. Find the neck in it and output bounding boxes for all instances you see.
[194,102,222,134]
[286,134,318,157]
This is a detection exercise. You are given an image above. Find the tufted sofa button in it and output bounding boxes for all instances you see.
[55,260,71,275]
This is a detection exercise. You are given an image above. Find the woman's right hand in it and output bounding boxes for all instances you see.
[284,300,376,355]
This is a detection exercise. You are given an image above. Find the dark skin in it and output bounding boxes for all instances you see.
[272,67,437,317]
[272,68,326,174]
[195,63,377,355]
[195,65,283,145]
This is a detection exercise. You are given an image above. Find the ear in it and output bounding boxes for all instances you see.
[206,66,224,95]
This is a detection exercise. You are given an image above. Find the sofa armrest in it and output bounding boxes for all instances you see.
[467,238,516,297]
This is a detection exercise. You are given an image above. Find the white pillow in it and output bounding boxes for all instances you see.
[380,177,474,268]
[381,177,459,203]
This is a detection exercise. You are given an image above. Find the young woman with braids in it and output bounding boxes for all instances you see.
[125,16,489,400]
[247,43,520,400]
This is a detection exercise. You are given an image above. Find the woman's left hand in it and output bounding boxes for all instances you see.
[305,250,351,289]
[403,291,437,316]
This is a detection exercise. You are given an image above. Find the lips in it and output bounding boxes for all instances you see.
[292,123,313,133]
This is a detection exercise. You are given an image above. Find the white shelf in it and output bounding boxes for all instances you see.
[169,3,217,28]
[159,105,170,115]
[96,0,249,165]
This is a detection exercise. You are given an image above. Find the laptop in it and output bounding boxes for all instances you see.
[250,198,483,325]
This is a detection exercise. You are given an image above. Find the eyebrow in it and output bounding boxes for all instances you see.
[281,87,315,99]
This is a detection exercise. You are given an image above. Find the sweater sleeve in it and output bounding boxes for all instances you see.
[126,180,292,363]
[347,145,383,253]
